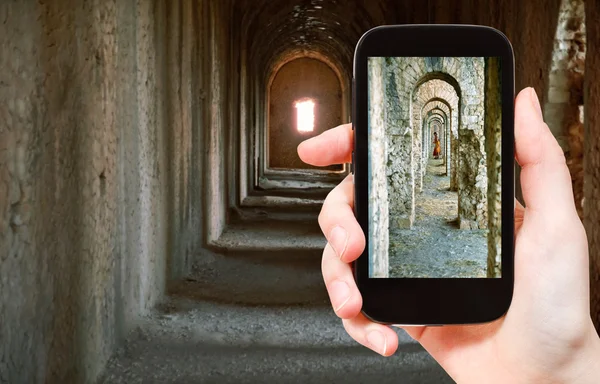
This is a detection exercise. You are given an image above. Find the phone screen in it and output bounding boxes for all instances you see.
[367,57,502,279]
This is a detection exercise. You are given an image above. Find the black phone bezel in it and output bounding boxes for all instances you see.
[352,25,515,325]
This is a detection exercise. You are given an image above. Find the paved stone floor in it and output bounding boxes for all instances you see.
[389,158,488,278]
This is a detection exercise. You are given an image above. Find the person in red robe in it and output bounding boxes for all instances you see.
[433,131,442,159]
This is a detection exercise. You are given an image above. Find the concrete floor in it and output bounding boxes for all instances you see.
[98,297,453,383]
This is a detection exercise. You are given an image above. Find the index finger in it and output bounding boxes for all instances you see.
[297,123,353,166]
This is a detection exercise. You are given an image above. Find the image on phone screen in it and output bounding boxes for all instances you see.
[367,57,502,279]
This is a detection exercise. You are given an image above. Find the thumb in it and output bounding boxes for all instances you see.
[514,87,577,220]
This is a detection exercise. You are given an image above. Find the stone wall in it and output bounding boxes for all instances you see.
[456,58,487,229]
[367,58,389,278]
[0,1,218,382]
[484,57,503,278]
[386,59,415,230]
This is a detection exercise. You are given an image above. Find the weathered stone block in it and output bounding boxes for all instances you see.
[548,87,570,103]
[391,215,412,229]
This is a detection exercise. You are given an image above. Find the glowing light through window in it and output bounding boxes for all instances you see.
[295,99,315,132]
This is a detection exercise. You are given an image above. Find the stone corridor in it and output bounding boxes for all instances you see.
[367,56,500,278]
[1,0,600,383]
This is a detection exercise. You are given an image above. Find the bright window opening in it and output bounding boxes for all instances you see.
[295,99,315,132]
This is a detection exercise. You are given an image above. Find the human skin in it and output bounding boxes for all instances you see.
[297,87,600,383]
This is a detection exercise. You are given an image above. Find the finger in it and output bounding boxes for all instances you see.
[322,243,363,319]
[514,87,577,219]
[342,313,399,356]
[297,123,353,166]
[318,174,365,263]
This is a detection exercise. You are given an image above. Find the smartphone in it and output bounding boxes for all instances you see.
[352,25,515,325]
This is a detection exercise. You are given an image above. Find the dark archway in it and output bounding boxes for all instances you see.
[267,57,343,170]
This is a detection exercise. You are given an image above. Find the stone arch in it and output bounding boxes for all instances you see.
[414,60,486,230]
[413,79,460,193]
[266,56,344,171]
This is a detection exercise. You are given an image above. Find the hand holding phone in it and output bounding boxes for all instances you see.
[352,25,515,325]
[297,25,600,384]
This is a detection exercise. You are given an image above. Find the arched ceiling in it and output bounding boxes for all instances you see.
[428,116,444,126]
[236,0,403,82]
[428,109,447,123]
[422,98,452,117]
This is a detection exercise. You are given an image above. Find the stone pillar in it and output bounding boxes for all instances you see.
[412,98,424,193]
[584,0,600,333]
[388,59,415,230]
[485,57,503,278]
[450,110,460,191]
[368,57,389,278]
[457,57,487,230]
[445,120,450,173]
[422,119,427,165]
[442,122,447,167]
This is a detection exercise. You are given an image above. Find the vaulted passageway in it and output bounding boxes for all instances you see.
[1,0,597,383]
[368,57,499,277]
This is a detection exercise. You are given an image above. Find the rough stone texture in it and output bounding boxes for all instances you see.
[268,58,343,171]
[368,58,390,277]
[456,58,487,230]
[545,0,585,146]
[485,57,503,278]
[544,0,586,219]
[0,1,207,382]
[584,0,600,333]
[385,60,416,233]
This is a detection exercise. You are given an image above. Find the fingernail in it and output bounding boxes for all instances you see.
[330,280,351,312]
[367,330,387,355]
[530,87,543,118]
[329,226,348,259]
